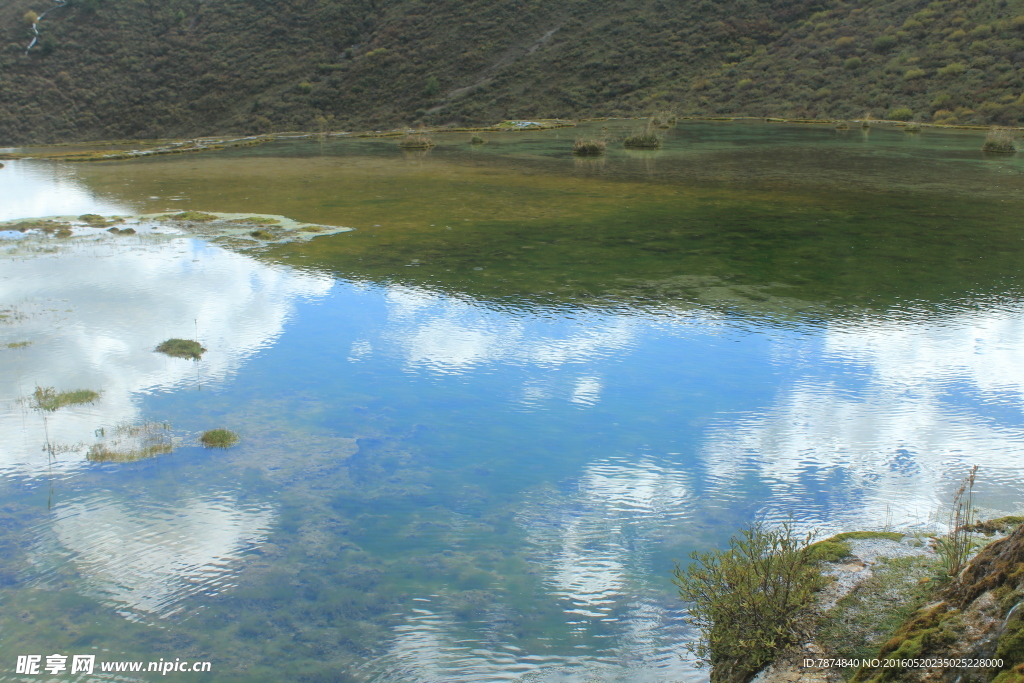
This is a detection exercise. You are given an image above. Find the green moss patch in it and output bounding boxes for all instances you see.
[32,386,100,412]
[832,531,905,542]
[969,516,1024,535]
[155,338,206,359]
[165,211,219,222]
[4,341,31,349]
[200,429,239,448]
[807,539,853,563]
[249,229,277,240]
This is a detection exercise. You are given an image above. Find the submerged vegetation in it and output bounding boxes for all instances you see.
[572,139,606,155]
[31,386,100,412]
[397,134,435,149]
[200,429,239,448]
[155,338,206,360]
[87,422,174,462]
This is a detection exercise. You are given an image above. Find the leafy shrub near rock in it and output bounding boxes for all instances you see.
[672,523,827,683]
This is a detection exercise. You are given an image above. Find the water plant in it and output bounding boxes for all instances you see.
[470,135,486,145]
[398,134,435,149]
[983,128,1018,154]
[32,386,100,412]
[931,464,981,580]
[623,124,662,149]
[672,521,826,683]
[200,429,239,448]
[249,229,276,240]
[572,139,606,155]
[836,121,850,130]
[87,421,173,462]
[650,111,677,128]
[155,338,206,359]
[5,341,31,349]
[904,122,921,133]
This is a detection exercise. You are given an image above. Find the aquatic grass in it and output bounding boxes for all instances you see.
[5,341,31,349]
[572,139,606,156]
[249,229,277,240]
[470,135,486,145]
[623,124,662,149]
[835,121,850,130]
[87,421,174,462]
[200,429,239,448]
[904,122,921,133]
[155,338,206,359]
[650,111,677,128]
[229,216,279,225]
[32,386,100,412]
[87,442,173,462]
[398,134,435,149]
[983,128,1018,153]
[931,464,981,580]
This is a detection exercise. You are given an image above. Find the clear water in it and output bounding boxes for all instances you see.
[2,121,1024,681]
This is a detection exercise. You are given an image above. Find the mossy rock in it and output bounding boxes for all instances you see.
[249,229,277,240]
[167,211,219,222]
[807,539,853,563]
[155,338,206,359]
[200,429,239,448]
[968,516,1024,535]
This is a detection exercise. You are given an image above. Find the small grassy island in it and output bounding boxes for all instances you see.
[397,134,435,149]
[32,386,100,412]
[199,429,239,448]
[623,124,662,149]
[156,338,206,360]
[983,128,1019,154]
[573,139,606,156]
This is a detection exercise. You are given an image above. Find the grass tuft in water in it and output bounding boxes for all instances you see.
[87,421,174,462]
[230,216,279,225]
[155,338,206,359]
[5,341,31,349]
[983,127,1018,153]
[250,229,277,240]
[32,386,100,411]
[200,429,239,448]
[623,124,662,149]
[573,139,606,156]
[470,135,486,144]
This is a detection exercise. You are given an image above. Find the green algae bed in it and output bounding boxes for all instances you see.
[155,338,206,360]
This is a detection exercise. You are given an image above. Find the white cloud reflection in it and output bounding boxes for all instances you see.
[31,492,274,618]
[0,236,333,473]
[702,305,1024,532]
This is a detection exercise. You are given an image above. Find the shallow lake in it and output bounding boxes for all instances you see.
[2,120,1024,682]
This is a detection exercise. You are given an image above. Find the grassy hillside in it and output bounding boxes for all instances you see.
[1,0,1023,144]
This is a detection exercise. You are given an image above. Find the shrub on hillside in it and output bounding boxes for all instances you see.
[844,56,862,70]
[872,34,898,52]
[937,62,967,77]
[889,107,914,120]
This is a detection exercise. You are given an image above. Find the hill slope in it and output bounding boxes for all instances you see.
[1,0,1022,143]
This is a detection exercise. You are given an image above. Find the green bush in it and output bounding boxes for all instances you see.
[199,429,239,448]
[904,68,926,80]
[672,522,827,683]
[889,107,914,120]
[844,56,863,70]
[424,75,440,97]
[937,62,967,77]
[872,34,898,52]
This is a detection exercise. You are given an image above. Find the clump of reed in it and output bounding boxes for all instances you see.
[229,216,279,225]
[200,429,239,448]
[398,134,435,149]
[470,135,486,145]
[982,127,1018,153]
[249,229,277,240]
[5,341,31,349]
[835,121,850,130]
[32,386,100,412]
[573,139,606,156]
[623,124,662,149]
[904,122,921,133]
[155,338,206,360]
